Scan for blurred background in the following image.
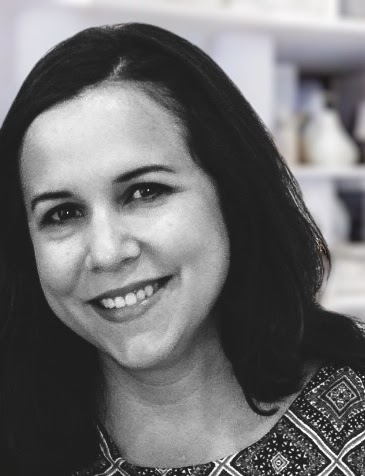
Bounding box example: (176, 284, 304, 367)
(2, 0, 365, 321)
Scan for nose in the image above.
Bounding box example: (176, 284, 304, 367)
(85, 210, 141, 272)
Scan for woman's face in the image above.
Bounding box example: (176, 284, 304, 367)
(20, 84, 230, 371)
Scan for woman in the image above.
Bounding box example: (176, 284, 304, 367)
(1, 22, 365, 476)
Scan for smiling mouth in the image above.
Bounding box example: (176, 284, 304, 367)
(93, 276, 172, 310)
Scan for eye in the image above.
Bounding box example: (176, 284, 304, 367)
(127, 182, 172, 203)
(41, 203, 83, 226)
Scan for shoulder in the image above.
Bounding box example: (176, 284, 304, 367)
(283, 362, 365, 474)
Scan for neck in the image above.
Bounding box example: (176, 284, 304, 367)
(101, 327, 228, 400)
(98, 329, 259, 467)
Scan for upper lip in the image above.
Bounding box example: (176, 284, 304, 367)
(89, 276, 171, 303)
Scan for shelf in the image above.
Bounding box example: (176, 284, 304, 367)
(321, 293, 365, 316)
(54, 0, 365, 72)
(320, 242, 365, 321)
(291, 164, 365, 181)
(331, 241, 365, 256)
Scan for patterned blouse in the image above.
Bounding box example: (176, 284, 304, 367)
(74, 363, 365, 475)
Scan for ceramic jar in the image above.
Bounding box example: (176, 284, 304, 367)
(302, 108, 359, 166)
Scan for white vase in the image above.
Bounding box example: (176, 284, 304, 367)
(303, 108, 359, 166)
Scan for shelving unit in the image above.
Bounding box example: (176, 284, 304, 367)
(320, 242, 365, 320)
(292, 164, 365, 180)
(54, 0, 365, 71)
(12, 1, 365, 128)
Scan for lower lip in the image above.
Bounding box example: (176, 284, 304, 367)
(90, 276, 174, 324)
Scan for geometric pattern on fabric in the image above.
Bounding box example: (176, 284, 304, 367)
(291, 366, 365, 456)
(344, 440, 365, 475)
(232, 417, 330, 475)
(326, 470, 348, 475)
(73, 364, 365, 476)
(271, 452, 290, 473)
(304, 367, 365, 432)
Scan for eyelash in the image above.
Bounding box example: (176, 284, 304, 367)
(41, 203, 82, 227)
(126, 182, 171, 203)
(40, 182, 172, 227)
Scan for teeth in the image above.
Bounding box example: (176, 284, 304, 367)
(114, 296, 125, 308)
(105, 298, 115, 309)
(136, 289, 146, 301)
(145, 285, 153, 297)
(99, 280, 163, 309)
(125, 293, 137, 306)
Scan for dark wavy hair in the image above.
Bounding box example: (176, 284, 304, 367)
(1, 22, 365, 475)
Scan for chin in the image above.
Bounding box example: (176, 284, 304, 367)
(105, 333, 188, 372)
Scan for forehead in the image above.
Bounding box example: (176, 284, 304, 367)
(22, 83, 184, 155)
(20, 83, 193, 187)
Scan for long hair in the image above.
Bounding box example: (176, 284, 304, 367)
(1, 23, 364, 475)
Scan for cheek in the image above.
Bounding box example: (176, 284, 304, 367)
(32, 238, 83, 297)
(147, 195, 230, 276)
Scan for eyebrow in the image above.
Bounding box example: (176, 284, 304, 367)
(30, 164, 175, 211)
(113, 165, 175, 184)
